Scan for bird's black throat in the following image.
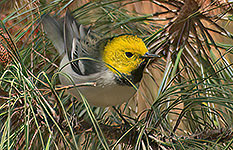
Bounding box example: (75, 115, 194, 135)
(114, 60, 147, 86)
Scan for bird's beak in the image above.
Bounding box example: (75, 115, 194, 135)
(140, 52, 160, 59)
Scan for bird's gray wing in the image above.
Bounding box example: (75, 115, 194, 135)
(42, 10, 103, 75)
(42, 10, 90, 75)
(63, 10, 91, 75)
(64, 10, 105, 75)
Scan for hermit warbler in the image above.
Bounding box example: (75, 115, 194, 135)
(42, 11, 159, 106)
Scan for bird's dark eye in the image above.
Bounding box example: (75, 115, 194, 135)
(125, 52, 133, 58)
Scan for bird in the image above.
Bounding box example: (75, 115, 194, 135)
(41, 10, 159, 107)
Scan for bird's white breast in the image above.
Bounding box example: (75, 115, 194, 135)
(59, 55, 136, 106)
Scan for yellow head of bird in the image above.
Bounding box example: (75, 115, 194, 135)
(102, 35, 148, 76)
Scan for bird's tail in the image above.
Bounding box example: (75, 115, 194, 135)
(41, 13, 64, 55)
(41, 10, 88, 57)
